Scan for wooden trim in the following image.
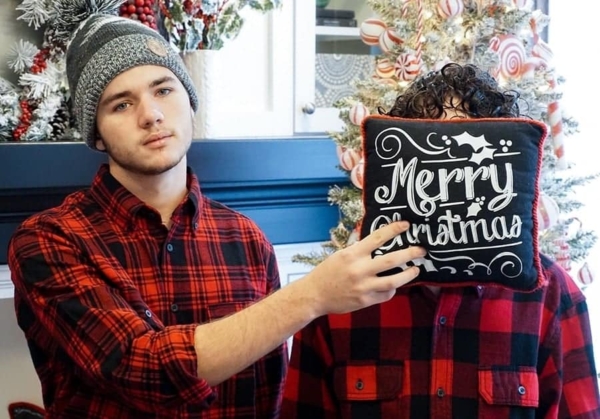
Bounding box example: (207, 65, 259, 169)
(0, 139, 348, 263)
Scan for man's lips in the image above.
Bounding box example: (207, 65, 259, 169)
(143, 132, 172, 146)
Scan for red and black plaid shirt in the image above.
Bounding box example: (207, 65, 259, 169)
(282, 255, 600, 418)
(9, 164, 287, 419)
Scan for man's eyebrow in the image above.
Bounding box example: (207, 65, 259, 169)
(99, 76, 177, 108)
(150, 76, 176, 88)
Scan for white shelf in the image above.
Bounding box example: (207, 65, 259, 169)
(315, 25, 360, 42)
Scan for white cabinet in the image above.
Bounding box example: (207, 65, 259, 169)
(190, 1, 295, 139)
(293, 0, 374, 135)
(198, 0, 374, 139)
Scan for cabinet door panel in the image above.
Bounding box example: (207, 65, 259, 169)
(193, 2, 294, 139)
(294, 0, 374, 135)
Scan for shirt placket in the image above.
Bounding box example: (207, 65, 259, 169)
(430, 289, 463, 418)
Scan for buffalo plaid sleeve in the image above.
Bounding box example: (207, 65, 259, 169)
(8, 222, 215, 413)
(538, 262, 600, 418)
(282, 315, 339, 418)
(254, 239, 288, 418)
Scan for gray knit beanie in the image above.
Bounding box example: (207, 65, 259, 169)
(66, 14, 198, 150)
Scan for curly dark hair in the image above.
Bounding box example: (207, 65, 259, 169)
(384, 63, 523, 119)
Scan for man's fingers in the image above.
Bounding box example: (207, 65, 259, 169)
(356, 221, 409, 252)
(369, 246, 426, 274)
(370, 266, 420, 292)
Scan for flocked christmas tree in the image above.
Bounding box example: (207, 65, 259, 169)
(294, 0, 597, 286)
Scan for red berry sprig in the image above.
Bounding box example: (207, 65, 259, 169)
(13, 100, 33, 141)
(120, 0, 158, 30)
(31, 48, 49, 74)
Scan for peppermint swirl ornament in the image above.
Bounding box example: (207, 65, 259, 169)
(489, 35, 525, 80)
(394, 53, 421, 82)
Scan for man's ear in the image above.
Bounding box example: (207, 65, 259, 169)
(95, 135, 106, 151)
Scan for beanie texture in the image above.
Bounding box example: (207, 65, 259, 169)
(66, 14, 198, 149)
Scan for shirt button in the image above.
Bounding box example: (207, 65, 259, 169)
(193, 222, 199, 230)
(518, 385, 526, 395)
(145, 309, 152, 318)
(355, 380, 364, 390)
(166, 243, 174, 252)
(439, 316, 447, 325)
(170, 303, 179, 313)
(437, 387, 445, 398)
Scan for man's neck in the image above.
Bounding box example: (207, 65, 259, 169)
(109, 161, 189, 226)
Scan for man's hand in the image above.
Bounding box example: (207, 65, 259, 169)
(300, 221, 424, 316)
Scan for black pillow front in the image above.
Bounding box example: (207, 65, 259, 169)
(360, 116, 547, 291)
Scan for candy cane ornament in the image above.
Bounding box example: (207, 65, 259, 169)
(529, 14, 566, 167)
(415, 0, 424, 65)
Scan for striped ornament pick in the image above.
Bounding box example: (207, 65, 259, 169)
(339, 148, 361, 171)
(350, 159, 365, 189)
(577, 262, 595, 286)
(349, 102, 370, 126)
(360, 18, 387, 46)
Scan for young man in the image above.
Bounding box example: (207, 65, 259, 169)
(7, 14, 425, 419)
(282, 64, 600, 418)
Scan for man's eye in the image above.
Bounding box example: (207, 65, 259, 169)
(158, 88, 172, 96)
(114, 103, 129, 112)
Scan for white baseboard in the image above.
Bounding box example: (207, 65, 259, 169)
(0, 265, 12, 300)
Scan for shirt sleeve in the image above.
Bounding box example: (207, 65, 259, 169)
(8, 221, 215, 413)
(254, 241, 288, 418)
(281, 315, 339, 418)
(538, 261, 600, 418)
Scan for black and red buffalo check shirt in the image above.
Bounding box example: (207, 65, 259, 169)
(9, 164, 287, 419)
(282, 255, 600, 418)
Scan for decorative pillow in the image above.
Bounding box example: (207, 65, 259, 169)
(360, 116, 548, 292)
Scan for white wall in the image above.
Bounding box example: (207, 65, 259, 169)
(0, 299, 43, 418)
(548, 0, 600, 363)
(1, 2, 45, 416)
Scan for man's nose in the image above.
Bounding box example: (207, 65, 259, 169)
(138, 98, 164, 128)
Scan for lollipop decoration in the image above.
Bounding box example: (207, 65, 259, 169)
(488, 35, 525, 81)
